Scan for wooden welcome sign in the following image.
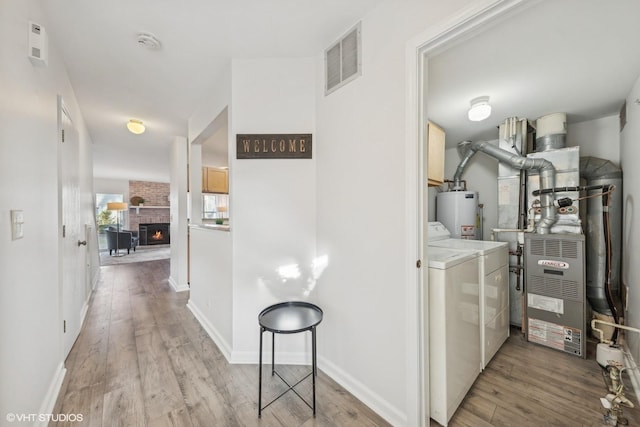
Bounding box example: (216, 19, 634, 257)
(236, 134, 312, 159)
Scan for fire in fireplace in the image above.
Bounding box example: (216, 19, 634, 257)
(139, 223, 170, 245)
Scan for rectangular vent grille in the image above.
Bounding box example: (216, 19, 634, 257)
(528, 275, 582, 302)
(563, 280, 580, 300)
(325, 22, 361, 95)
(530, 239, 544, 256)
(562, 240, 578, 258)
(545, 240, 561, 257)
(528, 238, 578, 258)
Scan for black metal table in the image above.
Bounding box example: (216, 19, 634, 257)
(258, 301, 323, 417)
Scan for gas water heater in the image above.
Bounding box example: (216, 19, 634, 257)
(436, 191, 478, 239)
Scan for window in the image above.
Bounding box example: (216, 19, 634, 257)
(203, 194, 229, 221)
(96, 193, 124, 250)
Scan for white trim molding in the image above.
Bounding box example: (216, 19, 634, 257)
(187, 300, 233, 361)
(35, 363, 66, 427)
(318, 355, 406, 426)
(168, 276, 189, 292)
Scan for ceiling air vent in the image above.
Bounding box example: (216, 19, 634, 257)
(325, 22, 361, 95)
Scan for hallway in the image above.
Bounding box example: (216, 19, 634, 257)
(51, 260, 388, 426)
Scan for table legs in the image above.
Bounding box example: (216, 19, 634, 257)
(258, 326, 264, 418)
(258, 328, 317, 417)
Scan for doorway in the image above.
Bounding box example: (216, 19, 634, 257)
(406, 1, 527, 425)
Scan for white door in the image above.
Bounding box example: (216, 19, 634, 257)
(58, 96, 83, 357)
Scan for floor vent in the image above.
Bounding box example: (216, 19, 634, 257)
(325, 22, 361, 95)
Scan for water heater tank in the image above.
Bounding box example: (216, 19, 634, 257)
(436, 191, 478, 239)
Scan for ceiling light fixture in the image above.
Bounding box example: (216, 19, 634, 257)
(468, 96, 492, 122)
(127, 119, 145, 134)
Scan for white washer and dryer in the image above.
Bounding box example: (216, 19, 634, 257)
(428, 221, 510, 369)
(427, 245, 480, 426)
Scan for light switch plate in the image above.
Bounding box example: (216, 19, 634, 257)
(11, 210, 24, 240)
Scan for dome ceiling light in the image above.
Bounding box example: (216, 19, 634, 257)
(127, 119, 145, 134)
(468, 96, 492, 122)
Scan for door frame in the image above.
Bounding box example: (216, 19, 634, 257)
(403, 1, 529, 425)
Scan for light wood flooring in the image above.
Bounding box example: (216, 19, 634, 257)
(439, 328, 640, 427)
(51, 259, 388, 427)
(52, 258, 640, 426)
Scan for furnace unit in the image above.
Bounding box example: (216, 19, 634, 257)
(525, 233, 586, 358)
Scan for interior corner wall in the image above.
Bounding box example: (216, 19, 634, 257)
(567, 114, 620, 162)
(314, 0, 479, 424)
(620, 75, 640, 364)
(0, 0, 96, 417)
(229, 57, 317, 359)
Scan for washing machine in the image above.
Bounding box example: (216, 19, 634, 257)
(428, 221, 509, 369)
(428, 245, 480, 426)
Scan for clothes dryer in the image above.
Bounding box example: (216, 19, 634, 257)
(428, 221, 509, 369)
(427, 245, 480, 426)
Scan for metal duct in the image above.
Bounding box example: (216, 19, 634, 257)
(580, 156, 623, 316)
(455, 140, 557, 234)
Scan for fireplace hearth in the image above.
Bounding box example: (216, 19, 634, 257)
(139, 223, 170, 245)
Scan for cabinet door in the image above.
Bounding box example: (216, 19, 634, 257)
(427, 121, 445, 187)
(204, 167, 228, 193)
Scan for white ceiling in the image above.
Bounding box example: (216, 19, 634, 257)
(427, 0, 640, 147)
(41, 0, 385, 182)
(41, 0, 640, 182)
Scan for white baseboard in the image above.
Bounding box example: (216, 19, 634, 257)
(36, 362, 66, 426)
(187, 300, 232, 361)
(79, 286, 94, 330)
(318, 355, 406, 427)
(92, 269, 100, 290)
(169, 276, 189, 292)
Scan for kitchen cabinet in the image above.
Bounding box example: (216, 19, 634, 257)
(427, 121, 445, 187)
(202, 167, 229, 193)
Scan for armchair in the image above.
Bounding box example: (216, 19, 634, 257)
(106, 228, 139, 255)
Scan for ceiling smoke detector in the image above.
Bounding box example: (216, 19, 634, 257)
(137, 32, 161, 50)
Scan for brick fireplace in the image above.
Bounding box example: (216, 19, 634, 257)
(128, 180, 170, 235)
(139, 223, 170, 245)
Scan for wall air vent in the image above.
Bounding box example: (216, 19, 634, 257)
(324, 22, 361, 95)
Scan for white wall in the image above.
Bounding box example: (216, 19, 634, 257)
(188, 227, 234, 356)
(230, 57, 317, 360)
(315, 0, 478, 424)
(0, 0, 96, 418)
(620, 76, 640, 363)
(568, 114, 620, 162)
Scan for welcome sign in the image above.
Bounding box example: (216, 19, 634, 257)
(236, 134, 312, 159)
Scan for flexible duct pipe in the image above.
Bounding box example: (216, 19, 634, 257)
(580, 157, 623, 318)
(455, 140, 557, 233)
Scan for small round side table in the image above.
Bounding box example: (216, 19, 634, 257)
(258, 301, 323, 417)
